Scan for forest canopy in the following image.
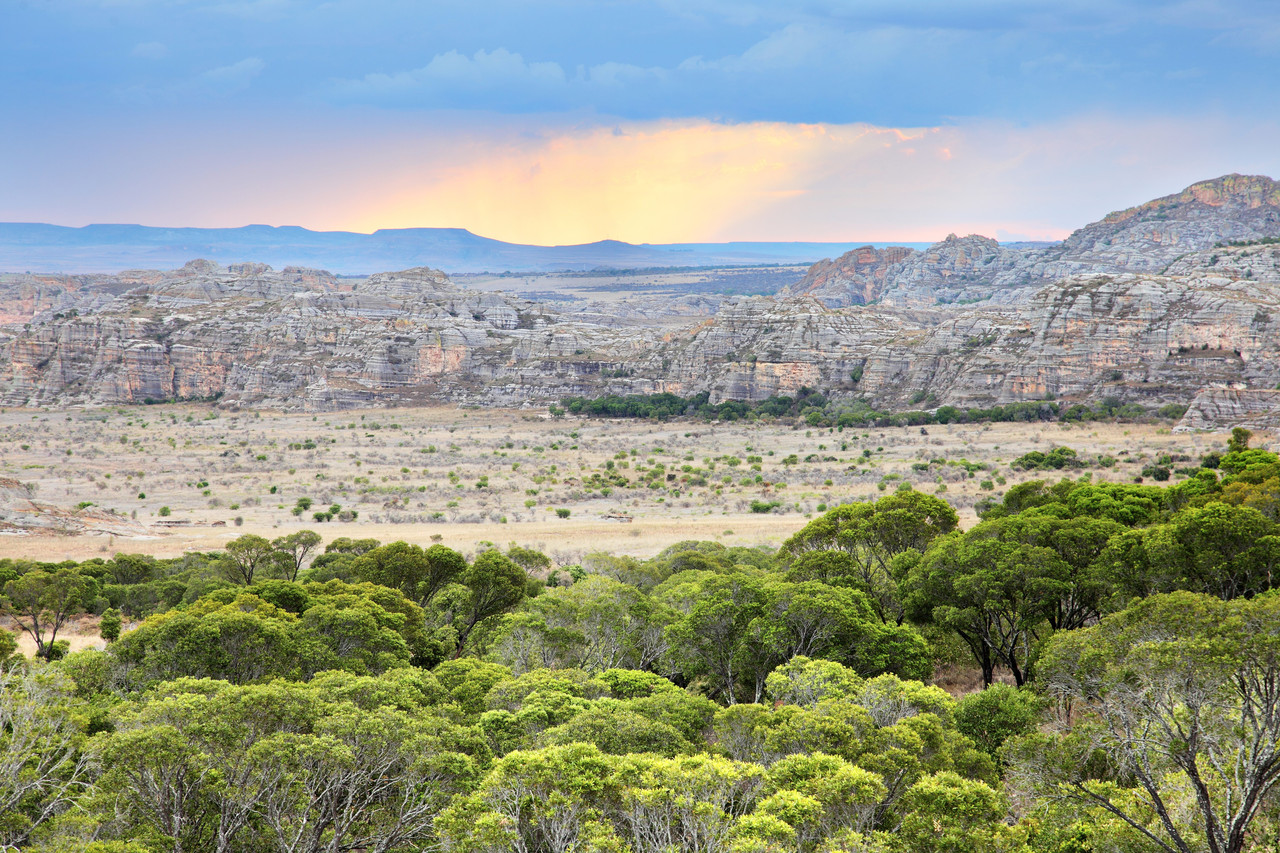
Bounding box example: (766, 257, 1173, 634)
(2, 429, 1279, 852)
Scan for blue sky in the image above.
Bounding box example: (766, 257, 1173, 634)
(2, 0, 1279, 243)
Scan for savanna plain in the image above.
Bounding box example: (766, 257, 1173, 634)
(0, 403, 1216, 563)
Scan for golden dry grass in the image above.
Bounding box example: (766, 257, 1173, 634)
(2, 614, 104, 658)
(0, 403, 1244, 564)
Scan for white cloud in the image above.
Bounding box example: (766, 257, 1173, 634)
(197, 57, 266, 95)
(336, 49, 566, 100)
(131, 41, 169, 59)
(113, 57, 266, 103)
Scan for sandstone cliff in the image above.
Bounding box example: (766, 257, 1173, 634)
(781, 174, 1280, 309)
(3, 177, 1280, 424)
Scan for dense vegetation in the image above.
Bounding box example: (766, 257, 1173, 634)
(2, 428, 1280, 852)
(557, 389, 1188, 428)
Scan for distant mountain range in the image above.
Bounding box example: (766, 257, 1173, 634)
(0, 223, 936, 275)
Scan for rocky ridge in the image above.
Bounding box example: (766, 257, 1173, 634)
(2, 176, 1280, 426)
(782, 174, 1280, 309)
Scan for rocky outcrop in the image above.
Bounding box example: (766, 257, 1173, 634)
(1163, 243, 1280, 283)
(3, 257, 1279, 416)
(0, 261, 655, 410)
(1177, 389, 1280, 432)
(1059, 174, 1280, 273)
(3, 177, 1280, 425)
(0, 477, 151, 536)
(783, 174, 1280, 309)
(782, 236, 1039, 308)
(784, 245, 916, 307)
(679, 269, 1280, 411)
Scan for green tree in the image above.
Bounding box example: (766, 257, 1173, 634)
(903, 533, 1058, 686)
(3, 568, 91, 660)
(448, 550, 528, 654)
(664, 572, 769, 704)
(1166, 503, 1280, 599)
(93, 676, 475, 853)
(219, 534, 279, 585)
(250, 703, 474, 853)
(269, 530, 322, 582)
(99, 607, 122, 643)
(0, 669, 92, 849)
(951, 684, 1041, 758)
(109, 594, 330, 686)
(1010, 592, 1280, 853)
(355, 541, 467, 608)
(764, 752, 886, 841)
(896, 771, 1012, 853)
(782, 492, 958, 624)
(323, 536, 380, 555)
(437, 742, 622, 853)
(491, 575, 677, 674)
(1228, 426, 1253, 454)
(108, 553, 159, 585)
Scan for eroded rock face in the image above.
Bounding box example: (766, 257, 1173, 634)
(1058, 174, 1280, 273)
(783, 236, 1047, 308)
(783, 245, 917, 307)
(0, 261, 658, 410)
(672, 268, 1280, 410)
(3, 178, 1280, 425)
(3, 256, 1280, 416)
(1177, 389, 1280, 432)
(0, 477, 151, 536)
(782, 174, 1280, 309)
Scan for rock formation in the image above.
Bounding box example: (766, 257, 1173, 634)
(1, 175, 1279, 426)
(781, 174, 1280, 309)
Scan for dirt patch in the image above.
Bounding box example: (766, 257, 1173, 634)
(2, 613, 105, 658)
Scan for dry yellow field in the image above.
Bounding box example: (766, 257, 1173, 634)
(0, 403, 1245, 565)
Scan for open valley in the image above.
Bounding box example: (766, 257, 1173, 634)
(0, 403, 1231, 564)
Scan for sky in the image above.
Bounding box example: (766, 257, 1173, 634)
(2, 0, 1279, 244)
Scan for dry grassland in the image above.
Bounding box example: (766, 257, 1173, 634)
(0, 403, 1245, 566)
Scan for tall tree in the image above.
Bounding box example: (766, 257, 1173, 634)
(664, 572, 768, 704)
(355, 542, 467, 608)
(220, 534, 279, 585)
(449, 550, 527, 654)
(2, 568, 90, 660)
(270, 530, 322, 582)
(1010, 592, 1280, 853)
(782, 492, 958, 624)
(903, 530, 1070, 686)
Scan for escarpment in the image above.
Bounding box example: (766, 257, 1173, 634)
(2, 175, 1280, 425)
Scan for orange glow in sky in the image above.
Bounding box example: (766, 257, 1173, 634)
(347, 119, 979, 245)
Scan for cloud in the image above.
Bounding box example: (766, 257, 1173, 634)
(196, 57, 266, 95)
(3, 109, 1279, 247)
(336, 49, 567, 105)
(13, 0, 1280, 128)
(131, 41, 169, 59)
(332, 49, 674, 112)
(114, 57, 265, 102)
(334, 113, 1280, 245)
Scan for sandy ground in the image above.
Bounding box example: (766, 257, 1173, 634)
(0, 403, 1243, 565)
(2, 614, 105, 658)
